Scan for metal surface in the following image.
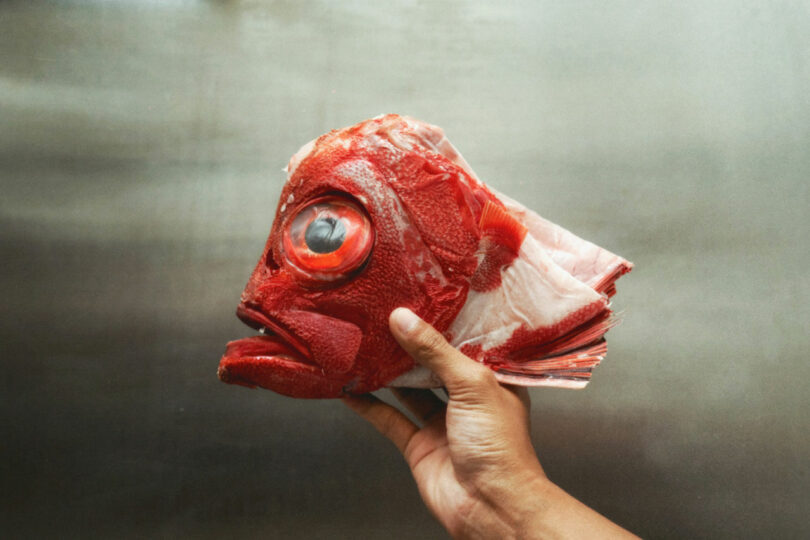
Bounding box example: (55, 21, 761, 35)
(1, 1, 808, 538)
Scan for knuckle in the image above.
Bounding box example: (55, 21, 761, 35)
(411, 328, 447, 359)
(467, 364, 496, 388)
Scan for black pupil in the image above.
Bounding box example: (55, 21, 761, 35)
(305, 217, 346, 254)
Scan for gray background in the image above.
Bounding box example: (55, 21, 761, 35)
(1, 1, 808, 538)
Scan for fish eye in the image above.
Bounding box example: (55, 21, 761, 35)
(305, 216, 346, 254)
(282, 196, 373, 280)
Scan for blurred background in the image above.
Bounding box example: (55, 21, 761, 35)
(1, 1, 808, 538)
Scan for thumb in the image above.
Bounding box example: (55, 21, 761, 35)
(389, 307, 498, 397)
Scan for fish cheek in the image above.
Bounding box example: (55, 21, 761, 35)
(349, 251, 432, 390)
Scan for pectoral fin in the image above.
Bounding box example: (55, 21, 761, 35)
(470, 200, 528, 291)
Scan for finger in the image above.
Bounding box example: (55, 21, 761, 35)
(390, 388, 446, 424)
(389, 307, 497, 395)
(341, 394, 418, 454)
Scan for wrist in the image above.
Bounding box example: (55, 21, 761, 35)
(503, 473, 557, 538)
(510, 477, 564, 539)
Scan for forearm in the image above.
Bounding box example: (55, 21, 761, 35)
(516, 479, 638, 540)
(459, 470, 635, 540)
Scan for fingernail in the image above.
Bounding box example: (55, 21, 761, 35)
(391, 307, 420, 335)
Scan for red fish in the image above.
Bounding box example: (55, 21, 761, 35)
(218, 115, 632, 398)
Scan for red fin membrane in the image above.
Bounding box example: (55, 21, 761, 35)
(470, 201, 528, 291)
(477, 200, 528, 252)
(493, 342, 606, 388)
(491, 309, 620, 388)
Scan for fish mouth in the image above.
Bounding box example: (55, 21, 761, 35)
(218, 305, 317, 389)
(218, 304, 363, 398)
(234, 305, 312, 362)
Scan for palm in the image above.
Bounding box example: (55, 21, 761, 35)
(400, 390, 534, 535)
(405, 413, 477, 534)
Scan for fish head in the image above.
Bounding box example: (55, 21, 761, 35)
(219, 115, 633, 398)
(218, 115, 488, 398)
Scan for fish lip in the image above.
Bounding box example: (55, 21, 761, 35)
(223, 304, 362, 395)
(218, 347, 321, 387)
(235, 303, 311, 360)
(217, 352, 347, 398)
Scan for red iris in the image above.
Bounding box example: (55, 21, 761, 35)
(282, 196, 373, 280)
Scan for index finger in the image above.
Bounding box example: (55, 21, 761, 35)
(341, 394, 418, 454)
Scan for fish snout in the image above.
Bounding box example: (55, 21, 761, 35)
(236, 304, 362, 374)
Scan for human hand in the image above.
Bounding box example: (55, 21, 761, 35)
(343, 307, 637, 539)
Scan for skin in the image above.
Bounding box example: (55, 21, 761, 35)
(343, 308, 638, 540)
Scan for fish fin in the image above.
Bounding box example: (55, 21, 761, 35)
(490, 309, 620, 389)
(478, 200, 528, 252)
(471, 201, 528, 291)
(492, 340, 606, 389)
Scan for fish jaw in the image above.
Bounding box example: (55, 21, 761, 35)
(217, 336, 341, 398)
(218, 342, 347, 398)
(218, 308, 363, 398)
